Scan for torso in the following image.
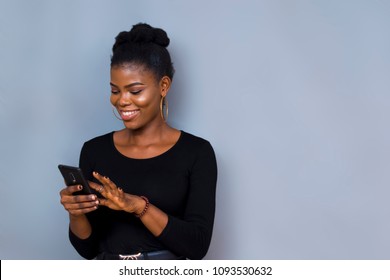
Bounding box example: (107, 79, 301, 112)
(77, 129, 217, 256)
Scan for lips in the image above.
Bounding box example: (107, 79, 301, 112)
(119, 109, 140, 121)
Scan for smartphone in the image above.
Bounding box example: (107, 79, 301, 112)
(58, 164, 92, 195)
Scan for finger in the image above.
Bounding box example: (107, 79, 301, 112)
(92, 172, 108, 186)
(93, 172, 118, 193)
(98, 198, 109, 207)
(88, 180, 104, 193)
(61, 197, 99, 214)
(61, 194, 98, 205)
(60, 185, 83, 196)
(88, 181, 109, 201)
(90, 174, 111, 195)
(64, 200, 99, 211)
(68, 206, 99, 216)
(93, 172, 118, 198)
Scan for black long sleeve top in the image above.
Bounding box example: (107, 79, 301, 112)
(69, 131, 217, 260)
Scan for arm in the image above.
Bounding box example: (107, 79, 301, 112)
(157, 142, 218, 259)
(65, 144, 100, 259)
(60, 186, 96, 239)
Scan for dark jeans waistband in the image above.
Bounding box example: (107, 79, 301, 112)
(96, 250, 185, 260)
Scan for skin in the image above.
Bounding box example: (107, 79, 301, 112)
(60, 63, 181, 240)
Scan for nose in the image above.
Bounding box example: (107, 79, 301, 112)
(118, 92, 132, 106)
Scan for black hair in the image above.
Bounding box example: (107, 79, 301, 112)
(111, 23, 175, 81)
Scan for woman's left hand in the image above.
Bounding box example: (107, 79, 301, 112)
(89, 172, 141, 213)
(90, 172, 168, 237)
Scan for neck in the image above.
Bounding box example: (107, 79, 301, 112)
(122, 121, 172, 146)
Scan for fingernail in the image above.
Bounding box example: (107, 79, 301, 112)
(78, 185, 83, 190)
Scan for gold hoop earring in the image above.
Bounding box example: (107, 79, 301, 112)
(112, 106, 122, 121)
(160, 96, 168, 122)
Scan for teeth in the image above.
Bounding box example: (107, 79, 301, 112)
(122, 111, 137, 116)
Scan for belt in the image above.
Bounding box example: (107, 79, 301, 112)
(96, 250, 185, 260)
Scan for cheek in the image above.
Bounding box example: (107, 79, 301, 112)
(133, 95, 148, 105)
(133, 92, 159, 107)
(110, 95, 117, 105)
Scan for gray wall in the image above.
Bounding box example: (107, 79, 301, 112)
(1, 0, 390, 259)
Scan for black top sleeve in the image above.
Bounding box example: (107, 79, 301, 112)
(157, 141, 217, 259)
(68, 143, 100, 260)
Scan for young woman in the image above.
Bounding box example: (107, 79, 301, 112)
(59, 23, 217, 260)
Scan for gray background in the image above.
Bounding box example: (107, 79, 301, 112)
(1, 0, 390, 259)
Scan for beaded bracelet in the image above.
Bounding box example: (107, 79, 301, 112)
(134, 196, 150, 218)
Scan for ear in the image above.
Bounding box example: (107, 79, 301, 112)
(160, 76, 171, 97)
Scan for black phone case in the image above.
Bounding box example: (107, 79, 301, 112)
(58, 164, 92, 195)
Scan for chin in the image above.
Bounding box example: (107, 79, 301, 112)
(123, 120, 151, 131)
(123, 122, 140, 130)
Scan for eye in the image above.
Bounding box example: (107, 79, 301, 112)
(110, 87, 120, 94)
(130, 90, 142, 95)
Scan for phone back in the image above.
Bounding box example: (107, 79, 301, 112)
(58, 164, 92, 195)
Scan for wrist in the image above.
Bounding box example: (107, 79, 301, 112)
(69, 213, 87, 220)
(134, 196, 149, 218)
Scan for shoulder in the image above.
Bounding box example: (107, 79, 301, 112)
(180, 131, 212, 148)
(178, 131, 216, 158)
(178, 131, 217, 175)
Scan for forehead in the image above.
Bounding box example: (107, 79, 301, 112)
(110, 64, 157, 85)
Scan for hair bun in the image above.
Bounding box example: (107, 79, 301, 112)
(113, 23, 170, 51)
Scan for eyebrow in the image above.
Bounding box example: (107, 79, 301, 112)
(110, 82, 145, 88)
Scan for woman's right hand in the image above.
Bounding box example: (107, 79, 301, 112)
(59, 185, 99, 216)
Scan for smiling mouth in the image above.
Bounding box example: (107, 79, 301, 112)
(120, 110, 140, 120)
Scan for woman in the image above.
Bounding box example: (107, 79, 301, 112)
(59, 23, 217, 260)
